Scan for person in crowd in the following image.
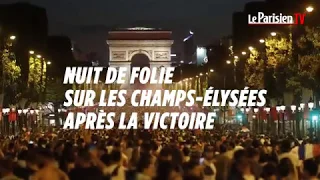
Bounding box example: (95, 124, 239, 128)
(260, 163, 277, 180)
(302, 159, 318, 180)
(215, 143, 232, 180)
(30, 150, 69, 180)
(202, 145, 216, 180)
(68, 149, 103, 180)
(102, 149, 126, 180)
(135, 153, 155, 180)
(182, 147, 190, 163)
(0, 159, 22, 180)
(183, 151, 203, 179)
(278, 158, 295, 180)
(247, 147, 261, 179)
(228, 158, 255, 180)
(14, 151, 38, 180)
(278, 140, 299, 180)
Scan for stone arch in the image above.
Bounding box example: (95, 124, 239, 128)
(128, 50, 152, 61)
(130, 53, 150, 68)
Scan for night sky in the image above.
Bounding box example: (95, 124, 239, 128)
(1, 0, 261, 62)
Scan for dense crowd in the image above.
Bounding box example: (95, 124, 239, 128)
(0, 129, 319, 180)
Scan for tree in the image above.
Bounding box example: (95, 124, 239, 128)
(1, 43, 21, 105)
(265, 35, 292, 97)
(296, 27, 320, 96)
(244, 48, 264, 88)
(28, 56, 45, 102)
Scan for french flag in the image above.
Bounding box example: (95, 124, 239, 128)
(296, 144, 320, 160)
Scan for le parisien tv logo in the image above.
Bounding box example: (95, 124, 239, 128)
(248, 12, 306, 25)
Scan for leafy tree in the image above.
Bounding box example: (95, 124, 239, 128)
(28, 56, 46, 102)
(296, 27, 320, 95)
(265, 35, 292, 97)
(1, 44, 21, 105)
(244, 48, 264, 88)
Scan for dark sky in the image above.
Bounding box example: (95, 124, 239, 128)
(1, 0, 261, 63)
(1, 0, 258, 37)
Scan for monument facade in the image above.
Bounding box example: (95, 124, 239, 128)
(107, 27, 173, 88)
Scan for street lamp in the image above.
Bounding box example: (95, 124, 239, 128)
(9, 36, 16, 40)
(245, 107, 250, 127)
(199, 73, 203, 76)
(226, 60, 231, 64)
(308, 98, 314, 110)
(270, 32, 277, 36)
(265, 107, 271, 113)
(36, 55, 42, 58)
(234, 56, 239, 59)
(265, 106, 271, 134)
(241, 51, 247, 55)
(276, 105, 281, 135)
(29, 50, 35, 55)
(291, 104, 297, 136)
(180, 60, 184, 64)
(248, 46, 254, 51)
(280, 105, 286, 134)
(209, 69, 214, 72)
(47, 61, 51, 65)
(259, 39, 265, 43)
(299, 103, 306, 136)
(306, 6, 314, 13)
(254, 107, 259, 133)
(2, 108, 10, 135)
(291, 105, 297, 112)
(308, 98, 315, 137)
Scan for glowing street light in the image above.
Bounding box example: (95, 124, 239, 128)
(29, 50, 35, 55)
(306, 6, 314, 13)
(241, 51, 247, 55)
(259, 39, 265, 43)
(47, 61, 51, 65)
(248, 46, 254, 51)
(270, 32, 277, 36)
(180, 60, 184, 63)
(199, 73, 203, 76)
(226, 60, 231, 64)
(9, 35, 16, 40)
(36, 55, 42, 58)
(209, 69, 214, 72)
(234, 56, 239, 59)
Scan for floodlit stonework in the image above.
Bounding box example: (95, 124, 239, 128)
(107, 29, 174, 88)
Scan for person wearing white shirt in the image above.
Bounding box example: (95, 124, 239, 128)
(102, 150, 126, 180)
(278, 140, 299, 180)
(202, 145, 216, 180)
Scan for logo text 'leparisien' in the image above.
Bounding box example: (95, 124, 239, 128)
(248, 12, 305, 25)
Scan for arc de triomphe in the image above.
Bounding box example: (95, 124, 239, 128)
(107, 27, 173, 88)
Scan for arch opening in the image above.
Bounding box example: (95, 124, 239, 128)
(130, 53, 150, 69)
(130, 53, 151, 87)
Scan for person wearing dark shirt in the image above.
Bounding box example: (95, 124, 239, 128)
(14, 151, 38, 180)
(68, 149, 103, 180)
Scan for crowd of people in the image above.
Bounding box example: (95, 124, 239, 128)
(0, 128, 319, 180)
